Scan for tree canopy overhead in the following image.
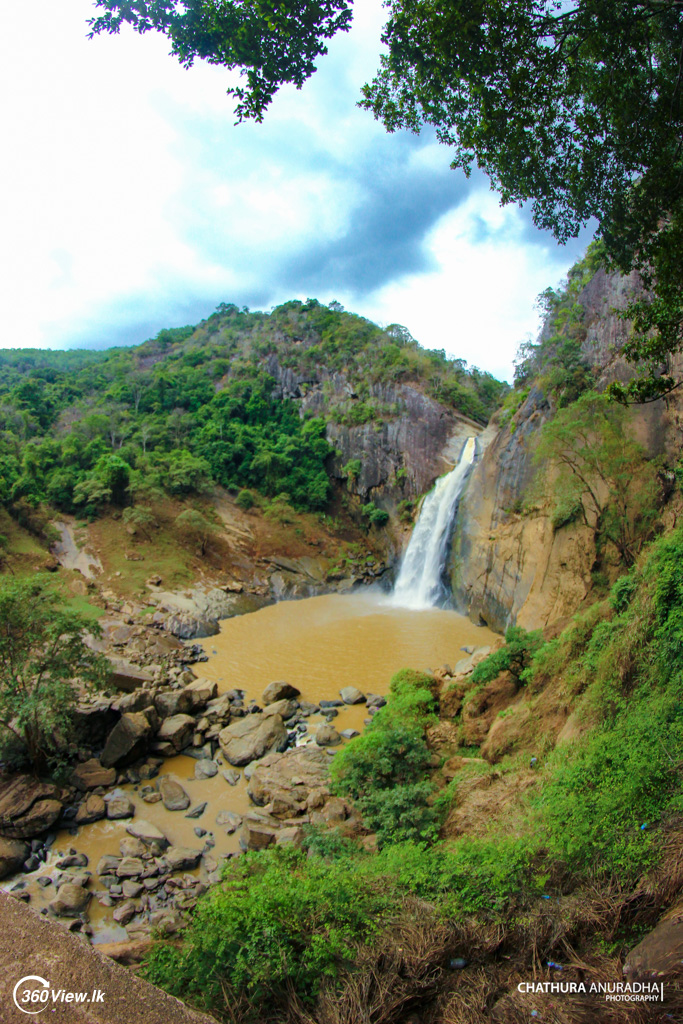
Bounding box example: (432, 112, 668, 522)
(88, 1, 683, 401)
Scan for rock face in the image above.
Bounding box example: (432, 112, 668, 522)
(219, 713, 287, 766)
(0, 776, 62, 840)
(101, 712, 153, 768)
(0, 838, 29, 879)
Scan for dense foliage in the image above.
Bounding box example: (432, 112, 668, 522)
(0, 300, 505, 522)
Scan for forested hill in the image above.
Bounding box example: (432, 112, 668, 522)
(0, 299, 507, 520)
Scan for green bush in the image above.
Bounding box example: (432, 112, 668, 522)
(470, 626, 544, 686)
(235, 488, 255, 510)
(361, 501, 389, 527)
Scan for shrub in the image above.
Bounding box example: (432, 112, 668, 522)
(361, 501, 389, 527)
(470, 626, 544, 686)
(235, 488, 255, 510)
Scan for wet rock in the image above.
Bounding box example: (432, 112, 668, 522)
(193, 826, 207, 838)
(120, 837, 145, 857)
(262, 698, 298, 720)
(163, 846, 202, 872)
(262, 681, 300, 705)
(75, 793, 106, 825)
(185, 802, 207, 819)
(216, 810, 242, 834)
(122, 880, 143, 898)
(298, 700, 320, 716)
(49, 883, 91, 918)
(117, 857, 145, 878)
(106, 793, 135, 819)
(113, 899, 137, 925)
(221, 769, 241, 786)
(158, 777, 190, 812)
(157, 714, 195, 752)
(193, 759, 218, 780)
(219, 713, 287, 767)
(340, 729, 360, 739)
(315, 724, 341, 747)
(0, 776, 63, 840)
(56, 853, 88, 869)
(101, 712, 153, 768)
(340, 686, 366, 705)
(71, 759, 117, 791)
(0, 838, 30, 879)
(319, 699, 343, 709)
(126, 819, 168, 849)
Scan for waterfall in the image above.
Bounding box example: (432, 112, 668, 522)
(390, 437, 476, 610)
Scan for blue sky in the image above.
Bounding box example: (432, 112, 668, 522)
(0, 0, 592, 380)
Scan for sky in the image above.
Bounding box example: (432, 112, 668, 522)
(0, 1, 593, 381)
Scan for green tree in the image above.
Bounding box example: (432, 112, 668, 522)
(535, 393, 661, 565)
(175, 508, 217, 556)
(0, 576, 109, 770)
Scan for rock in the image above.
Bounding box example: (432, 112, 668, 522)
(624, 908, 683, 980)
(242, 822, 276, 851)
(194, 759, 218, 780)
(122, 880, 143, 898)
(113, 900, 137, 925)
(339, 686, 366, 705)
(221, 769, 241, 786)
(276, 826, 305, 847)
(159, 777, 191, 812)
(101, 712, 153, 768)
(340, 729, 360, 739)
(115, 690, 154, 715)
(298, 700, 320, 716)
(319, 699, 343, 708)
(49, 883, 91, 918)
(182, 678, 218, 710)
(262, 698, 298, 720)
(154, 690, 192, 719)
(0, 838, 30, 879)
(461, 672, 520, 746)
(248, 745, 330, 807)
(71, 759, 117, 791)
(116, 857, 145, 878)
(215, 810, 242, 834)
(157, 714, 196, 752)
(97, 939, 153, 965)
(56, 852, 89, 870)
(262, 681, 300, 705)
(108, 658, 154, 693)
(219, 713, 287, 766)
(126, 819, 168, 849)
(320, 797, 350, 823)
(106, 793, 135, 819)
(120, 837, 146, 857)
(185, 802, 207, 819)
(0, 776, 63, 840)
(75, 793, 106, 825)
(315, 724, 341, 747)
(163, 846, 202, 872)
(96, 855, 121, 876)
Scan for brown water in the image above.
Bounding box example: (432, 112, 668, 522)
(5, 592, 495, 941)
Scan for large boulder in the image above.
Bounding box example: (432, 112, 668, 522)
(624, 907, 683, 981)
(0, 776, 62, 840)
(106, 793, 135, 819)
(101, 712, 153, 768)
(247, 745, 330, 807)
(163, 846, 202, 872)
(315, 724, 341, 747)
(219, 713, 287, 767)
(194, 759, 218, 780)
(108, 658, 154, 693)
(158, 777, 190, 812)
(126, 819, 168, 849)
(157, 714, 195, 752)
(154, 690, 192, 719)
(49, 882, 91, 918)
(242, 821, 277, 851)
(182, 679, 218, 711)
(262, 681, 300, 705)
(262, 698, 298, 720)
(75, 793, 106, 825)
(339, 686, 366, 705)
(71, 758, 117, 791)
(0, 837, 30, 879)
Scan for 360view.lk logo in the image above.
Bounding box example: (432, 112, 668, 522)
(13, 975, 105, 1014)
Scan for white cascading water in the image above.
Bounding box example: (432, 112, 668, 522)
(390, 437, 476, 610)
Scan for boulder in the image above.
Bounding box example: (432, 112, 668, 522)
(262, 681, 300, 705)
(163, 846, 202, 872)
(154, 691, 192, 719)
(624, 907, 683, 980)
(106, 793, 135, 819)
(122, 880, 143, 898)
(96, 855, 121, 876)
(182, 678, 218, 710)
(159, 777, 190, 812)
(126, 819, 168, 849)
(262, 698, 298, 720)
(242, 822, 277, 851)
(160, 613, 220, 640)
(120, 837, 146, 857)
(339, 686, 366, 705)
(0, 776, 62, 840)
(219, 713, 287, 767)
(113, 900, 137, 926)
(101, 712, 153, 768)
(97, 939, 153, 965)
(248, 745, 329, 807)
(108, 658, 154, 693)
(75, 793, 106, 825)
(340, 729, 360, 739)
(221, 769, 241, 786)
(0, 837, 30, 879)
(194, 759, 218, 780)
(49, 883, 91, 918)
(276, 826, 305, 848)
(157, 714, 195, 752)
(215, 810, 242, 834)
(115, 690, 154, 715)
(71, 758, 117, 791)
(320, 797, 350, 823)
(315, 724, 341, 747)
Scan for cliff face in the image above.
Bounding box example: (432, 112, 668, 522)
(451, 267, 682, 632)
